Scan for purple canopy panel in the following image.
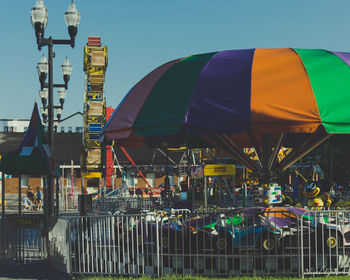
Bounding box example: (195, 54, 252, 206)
(186, 49, 255, 134)
(332, 51, 350, 67)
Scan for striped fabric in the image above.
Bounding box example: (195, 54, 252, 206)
(103, 48, 350, 147)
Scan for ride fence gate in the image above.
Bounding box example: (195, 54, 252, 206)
(0, 214, 47, 268)
(47, 209, 350, 277)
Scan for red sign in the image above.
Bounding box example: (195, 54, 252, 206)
(88, 36, 101, 46)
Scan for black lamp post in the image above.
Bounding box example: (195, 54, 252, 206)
(31, 0, 80, 216)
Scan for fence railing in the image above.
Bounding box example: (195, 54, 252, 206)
(92, 197, 163, 214)
(2, 208, 350, 276)
(300, 210, 350, 276)
(0, 214, 46, 266)
(49, 217, 71, 273)
(46, 208, 350, 277)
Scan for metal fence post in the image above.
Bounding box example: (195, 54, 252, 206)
(300, 211, 305, 278)
(156, 218, 160, 277)
(1, 172, 5, 267)
(67, 218, 72, 274)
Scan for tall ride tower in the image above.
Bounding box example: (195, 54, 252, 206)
(81, 37, 108, 191)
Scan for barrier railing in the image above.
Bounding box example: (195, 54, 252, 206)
(65, 213, 160, 275)
(49, 208, 350, 277)
(92, 197, 163, 214)
(300, 210, 350, 276)
(49, 217, 71, 273)
(0, 214, 46, 267)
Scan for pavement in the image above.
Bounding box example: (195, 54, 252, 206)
(0, 261, 71, 280)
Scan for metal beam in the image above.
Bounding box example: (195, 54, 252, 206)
(261, 134, 273, 169)
(219, 134, 259, 171)
(155, 148, 177, 165)
(277, 129, 331, 172)
(267, 133, 284, 170)
(246, 128, 263, 168)
(201, 135, 257, 171)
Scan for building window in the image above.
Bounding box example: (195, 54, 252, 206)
(128, 175, 135, 186)
(21, 175, 29, 187)
(60, 127, 65, 133)
(76, 127, 82, 133)
(9, 127, 13, 132)
(4, 126, 8, 132)
(68, 127, 72, 133)
(146, 173, 156, 188)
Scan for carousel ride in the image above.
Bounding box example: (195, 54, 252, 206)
(83, 48, 350, 261)
(102, 48, 350, 209)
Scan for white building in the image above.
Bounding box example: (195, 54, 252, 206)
(0, 112, 83, 133)
(0, 119, 29, 132)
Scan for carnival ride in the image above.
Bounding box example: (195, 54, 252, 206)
(102, 48, 350, 209)
(111, 206, 350, 257)
(103, 49, 350, 181)
(68, 48, 350, 277)
(81, 36, 108, 189)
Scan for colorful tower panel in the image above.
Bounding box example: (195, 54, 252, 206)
(81, 37, 108, 188)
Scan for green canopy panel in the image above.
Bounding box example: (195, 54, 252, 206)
(0, 155, 55, 176)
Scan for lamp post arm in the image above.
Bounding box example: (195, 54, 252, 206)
(38, 38, 73, 48)
(53, 84, 66, 88)
(52, 39, 73, 45)
(58, 111, 83, 123)
(38, 37, 52, 48)
(42, 83, 66, 89)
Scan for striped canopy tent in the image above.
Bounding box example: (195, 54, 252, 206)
(0, 103, 58, 176)
(103, 48, 350, 175)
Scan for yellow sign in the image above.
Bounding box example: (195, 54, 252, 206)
(83, 172, 102, 178)
(8, 216, 42, 227)
(204, 164, 235, 176)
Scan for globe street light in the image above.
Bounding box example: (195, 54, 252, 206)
(61, 57, 72, 89)
(37, 55, 48, 90)
(30, 0, 48, 48)
(37, 55, 71, 113)
(57, 88, 67, 108)
(65, 1, 81, 48)
(56, 108, 62, 122)
(31, 0, 80, 50)
(40, 107, 48, 124)
(39, 89, 48, 107)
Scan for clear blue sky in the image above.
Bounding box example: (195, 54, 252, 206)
(1, 0, 350, 119)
